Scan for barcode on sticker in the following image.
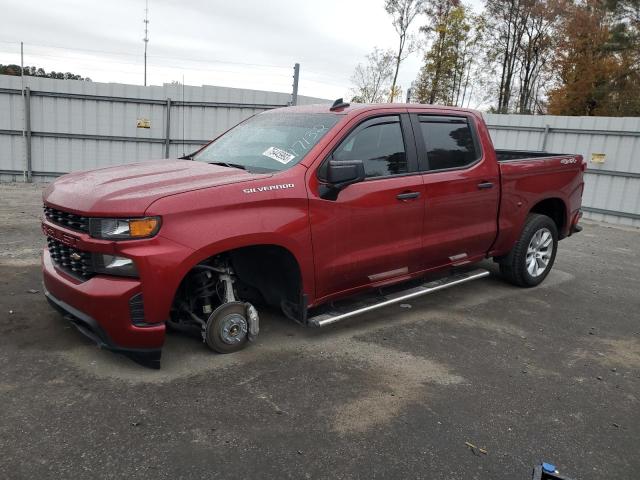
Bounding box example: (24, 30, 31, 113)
(263, 146, 295, 164)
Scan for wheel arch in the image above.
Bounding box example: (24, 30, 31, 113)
(170, 238, 309, 323)
(529, 197, 567, 237)
(490, 195, 568, 259)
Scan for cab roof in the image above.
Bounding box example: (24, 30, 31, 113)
(267, 102, 482, 118)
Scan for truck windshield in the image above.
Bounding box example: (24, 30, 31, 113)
(194, 112, 340, 173)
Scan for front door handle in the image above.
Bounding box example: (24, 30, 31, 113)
(396, 191, 421, 201)
(477, 182, 494, 190)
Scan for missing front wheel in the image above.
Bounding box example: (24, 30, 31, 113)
(170, 257, 259, 353)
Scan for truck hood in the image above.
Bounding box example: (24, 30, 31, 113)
(44, 160, 270, 216)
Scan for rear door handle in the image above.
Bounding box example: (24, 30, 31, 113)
(477, 182, 494, 190)
(396, 191, 421, 201)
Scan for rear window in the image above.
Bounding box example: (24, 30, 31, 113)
(418, 116, 479, 171)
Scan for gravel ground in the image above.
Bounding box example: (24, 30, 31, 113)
(0, 182, 639, 479)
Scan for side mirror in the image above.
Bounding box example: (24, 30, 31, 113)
(326, 160, 365, 189)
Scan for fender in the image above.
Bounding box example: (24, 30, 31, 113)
(138, 232, 313, 328)
(144, 174, 316, 318)
(490, 194, 569, 257)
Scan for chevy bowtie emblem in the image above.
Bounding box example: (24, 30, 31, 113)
(70, 253, 82, 261)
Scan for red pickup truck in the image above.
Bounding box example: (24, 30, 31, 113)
(41, 100, 585, 368)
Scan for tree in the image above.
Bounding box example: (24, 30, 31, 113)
(0, 64, 91, 81)
(478, 0, 562, 114)
(389, 84, 404, 102)
(415, 0, 458, 105)
(606, 0, 640, 29)
(516, 1, 562, 113)
(385, 0, 426, 102)
(606, 0, 640, 113)
(547, 0, 640, 115)
(414, 2, 482, 107)
(517, 7, 546, 113)
(350, 48, 396, 103)
(483, 0, 534, 113)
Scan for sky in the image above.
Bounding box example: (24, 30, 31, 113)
(0, 0, 483, 101)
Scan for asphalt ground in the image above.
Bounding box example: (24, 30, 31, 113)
(1, 182, 639, 479)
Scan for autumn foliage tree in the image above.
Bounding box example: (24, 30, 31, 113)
(548, 0, 640, 115)
(352, 0, 639, 115)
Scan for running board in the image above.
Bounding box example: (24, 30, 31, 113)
(308, 268, 490, 328)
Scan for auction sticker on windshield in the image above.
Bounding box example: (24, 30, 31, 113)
(263, 146, 295, 164)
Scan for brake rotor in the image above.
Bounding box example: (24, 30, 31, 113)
(204, 302, 249, 348)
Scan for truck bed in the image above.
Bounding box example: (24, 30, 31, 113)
(489, 150, 585, 257)
(495, 149, 566, 162)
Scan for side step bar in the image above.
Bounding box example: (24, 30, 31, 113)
(308, 268, 490, 328)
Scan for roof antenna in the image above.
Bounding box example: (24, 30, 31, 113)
(330, 98, 350, 111)
(143, 0, 149, 86)
(181, 74, 185, 156)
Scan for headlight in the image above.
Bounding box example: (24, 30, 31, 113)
(93, 254, 138, 277)
(89, 217, 161, 240)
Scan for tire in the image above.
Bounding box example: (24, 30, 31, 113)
(204, 302, 249, 354)
(499, 213, 558, 288)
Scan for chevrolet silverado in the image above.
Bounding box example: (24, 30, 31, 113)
(41, 99, 585, 368)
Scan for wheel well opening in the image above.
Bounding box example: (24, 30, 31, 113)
(227, 245, 302, 313)
(170, 245, 304, 329)
(531, 198, 566, 234)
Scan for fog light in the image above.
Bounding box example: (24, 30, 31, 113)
(93, 254, 138, 277)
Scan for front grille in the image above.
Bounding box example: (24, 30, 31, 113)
(43, 205, 89, 233)
(47, 237, 94, 280)
(129, 293, 146, 326)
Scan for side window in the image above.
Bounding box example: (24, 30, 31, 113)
(419, 117, 478, 171)
(333, 117, 407, 178)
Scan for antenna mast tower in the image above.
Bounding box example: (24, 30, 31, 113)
(143, 0, 149, 86)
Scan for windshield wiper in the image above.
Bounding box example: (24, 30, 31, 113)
(209, 161, 247, 171)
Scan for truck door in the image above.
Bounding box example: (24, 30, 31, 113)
(307, 114, 425, 301)
(412, 114, 500, 269)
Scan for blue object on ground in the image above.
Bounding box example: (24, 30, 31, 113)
(542, 462, 557, 473)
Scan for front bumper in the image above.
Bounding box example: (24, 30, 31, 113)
(42, 249, 165, 368)
(45, 287, 162, 368)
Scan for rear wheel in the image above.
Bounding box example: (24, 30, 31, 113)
(499, 213, 558, 287)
